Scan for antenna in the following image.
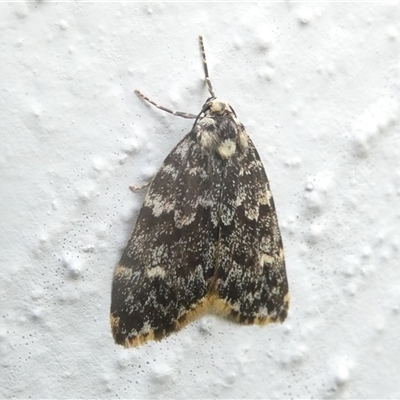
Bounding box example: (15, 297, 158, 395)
(199, 35, 216, 98)
(135, 36, 216, 119)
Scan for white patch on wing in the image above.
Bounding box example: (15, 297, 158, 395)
(147, 194, 175, 216)
(146, 265, 166, 278)
(260, 254, 274, 267)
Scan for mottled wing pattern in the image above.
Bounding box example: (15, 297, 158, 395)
(111, 34, 290, 348)
(212, 138, 289, 324)
(111, 132, 221, 347)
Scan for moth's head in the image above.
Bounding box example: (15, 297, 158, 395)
(203, 98, 237, 118)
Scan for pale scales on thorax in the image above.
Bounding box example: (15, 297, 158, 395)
(195, 98, 249, 160)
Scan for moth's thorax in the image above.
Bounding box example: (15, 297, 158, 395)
(195, 98, 249, 160)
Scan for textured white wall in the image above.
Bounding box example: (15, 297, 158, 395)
(2, 2, 400, 398)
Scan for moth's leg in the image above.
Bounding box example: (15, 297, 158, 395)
(129, 180, 152, 192)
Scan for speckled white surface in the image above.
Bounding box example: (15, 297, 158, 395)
(1, 2, 400, 399)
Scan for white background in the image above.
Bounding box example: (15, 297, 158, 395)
(1, 2, 400, 399)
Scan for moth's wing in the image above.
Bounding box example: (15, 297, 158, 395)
(110, 133, 219, 347)
(212, 137, 289, 324)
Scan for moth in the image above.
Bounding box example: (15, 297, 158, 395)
(110, 36, 289, 348)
